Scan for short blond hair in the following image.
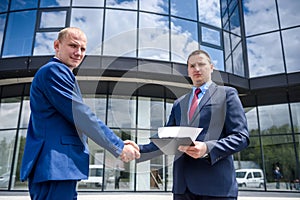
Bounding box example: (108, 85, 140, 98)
(57, 27, 86, 42)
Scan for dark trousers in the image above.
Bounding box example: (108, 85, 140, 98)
(28, 179, 78, 200)
(173, 189, 237, 200)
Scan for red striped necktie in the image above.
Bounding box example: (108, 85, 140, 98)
(189, 88, 201, 121)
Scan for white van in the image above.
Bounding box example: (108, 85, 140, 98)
(79, 164, 104, 187)
(235, 168, 264, 188)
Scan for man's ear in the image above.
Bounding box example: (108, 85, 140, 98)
(54, 40, 59, 51)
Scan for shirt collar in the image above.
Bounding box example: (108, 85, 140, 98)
(192, 81, 212, 94)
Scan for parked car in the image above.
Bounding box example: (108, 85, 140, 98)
(236, 168, 264, 188)
(79, 164, 104, 188)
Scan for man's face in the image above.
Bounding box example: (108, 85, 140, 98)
(54, 32, 87, 70)
(187, 53, 214, 87)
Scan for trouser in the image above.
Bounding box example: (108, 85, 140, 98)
(28, 179, 78, 200)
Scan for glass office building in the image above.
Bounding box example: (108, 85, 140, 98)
(0, 0, 299, 192)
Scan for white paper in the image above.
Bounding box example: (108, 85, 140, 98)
(158, 126, 202, 141)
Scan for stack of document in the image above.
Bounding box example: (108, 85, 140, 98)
(150, 126, 202, 155)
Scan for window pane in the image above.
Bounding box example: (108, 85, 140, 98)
(33, 32, 57, 56)
(40, 11, 66, 28)
(103, 9, 137, 57)
(243, 0, 278, 36)
(200, 45, 224, 71)
(0, 130, 17, 189)
(3, 11, 36, 57)
(230, 6, 241, 36)
(198, 0, 221, 28)
(0, 98, 20, 129)
(138, 13, 169, 61)
(0, 14, 6, 55)
(40, 0, 70, 7)
(19, 97, 30, 128)
(232, 43, 244, 77)
(140, 0, 168, 14)
(245, 107, 259, 136)
(261, 135, 296, 191)
(0, 0, 9, 12)
(106, 0, 137, 9)
(171, 18, 198, 63)
(258, 104, 292, 135)
(72, 0, 104, 6)
(223, 31, 230, 59)
(247, 32, 284, 77)
(10, 0, 38, 10)
(107, 96, 136, 128)
(282, 27, 300, 73)
(291, 103, 300, 133)
(201, 26, 221, 47)
(71, 8, 104, 55)
(171, 0, 197, 20)
(277, 0, 300, 29)
(83, 95, 106, 121)
(138, 97, 164, 129)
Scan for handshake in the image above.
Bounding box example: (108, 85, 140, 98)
(120, 140, 140, 162)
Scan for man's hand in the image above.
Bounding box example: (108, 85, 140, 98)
(178, 141, 208, 159)
(120, 140, 140, 162)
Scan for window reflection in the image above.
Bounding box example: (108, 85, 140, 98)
(258, 104, 292, 135)
(71, 8, 104, 55)
(10, 0, 38, 10)
(138, 97, 164, 129)
(291, 103, 300, 133)
(0, 0, 9, 12)
(230, 6, 241, 36)
(282, 27, 300, 73)
(40, 11, 66, 28)
(0, 98, 21, 129)
(0, 14, 6, 55)
(106, 0, 137, 9)
(243, 0, 279, 36)
(171, 17, 198, 63)
(33, 32, 57, 55)
(19, 97, 30, 129)
(140, 0, 169, 14)
(201, 26, 220, 47)
(171, 0, 197, 20)
(103, 9, 137, 57)
(198, 0, 221, 28)
(245, 107, 259, 135)
(277, 0, 300, 29)
(83, 95, 106, 121)
(200, 45, 224, 71)
(40, 0, 70, 7)
(232, 43, 244, 77)
(0, 130, 17, 190)
(261, 135, 297, 191)
(138, 13, 169, 61)
(247, 32, 284, 77)
(223, 31, 230, 59)
(72, 0, 104, 7)
(3, 11, 36, 57)
(107, 96, 136, 128)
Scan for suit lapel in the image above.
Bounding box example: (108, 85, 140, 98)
(189, 83, 218, 124)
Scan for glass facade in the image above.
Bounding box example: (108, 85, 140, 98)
(0, 0, 299, 193)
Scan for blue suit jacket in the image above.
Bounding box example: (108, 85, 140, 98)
(20, 58, 124, 183)
(139, 82, 249, 197)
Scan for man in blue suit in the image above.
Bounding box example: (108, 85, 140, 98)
(20, 27, 140, 200)
(139, 50, 249, 200)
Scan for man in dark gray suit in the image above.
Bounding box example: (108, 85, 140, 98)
(139, 50, 249, 200)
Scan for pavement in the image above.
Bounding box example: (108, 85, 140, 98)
(0, 191, 299, 200)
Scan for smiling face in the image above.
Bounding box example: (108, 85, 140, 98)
(54, 28, 87, 71)
(187, 52, 214, 87)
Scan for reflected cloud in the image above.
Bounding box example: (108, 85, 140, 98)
(247, 32, 284, 77)
(243, 0, 278, 36)
(34, 32, 56, 55)
(198, 0, 221, 28)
